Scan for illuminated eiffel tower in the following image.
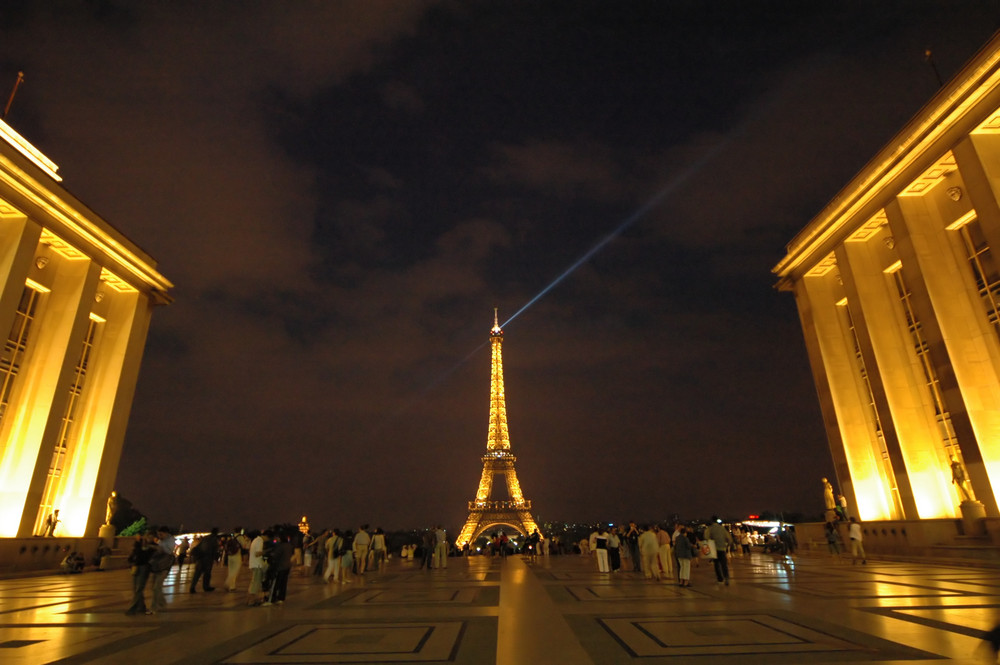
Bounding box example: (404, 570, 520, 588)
(456, 310, 539, 548)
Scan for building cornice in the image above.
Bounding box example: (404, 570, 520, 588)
(0, 121, 173, 301)
(773, 31, 1000, 280)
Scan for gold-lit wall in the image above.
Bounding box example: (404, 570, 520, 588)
(775, 34, 1000, 522)
(0, 120, 171, 538)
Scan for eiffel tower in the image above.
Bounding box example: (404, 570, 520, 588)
(456, 310, 540, 548)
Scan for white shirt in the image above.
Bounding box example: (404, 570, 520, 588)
(249, 536, 265, 569)
(848, 522, 863, 541)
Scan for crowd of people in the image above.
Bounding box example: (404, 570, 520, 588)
(116, 517, 834, 614)
(121, 522, 451, 614)
(578, 519, 789, 586)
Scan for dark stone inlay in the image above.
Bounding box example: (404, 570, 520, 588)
(567, 611, 944, 662)
(862, 603, 1000, 641)
(0, 639, 43, 648)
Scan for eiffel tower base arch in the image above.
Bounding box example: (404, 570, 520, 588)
(457, 504, 538, 547)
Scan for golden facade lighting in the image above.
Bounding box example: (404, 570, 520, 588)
(0, 120, 172, 539)
(775, 32, 1000, 524)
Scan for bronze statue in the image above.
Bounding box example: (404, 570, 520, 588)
(105, 491, 118, 526)
(951, 457, 973, 502)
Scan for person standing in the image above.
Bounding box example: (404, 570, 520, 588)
(371, 527, 387, 573)
(224, 534, 242, 591)
(420, 529, 435, 569)
(707, 518, 733, 585)
(267, 532, 294, 604)
(176, 537, 190, 568)
(246, 530, 266, 606)
(340, 530, 354, 584)
(824, 521, 842, 556)
(43, 509, 60, 537)
(353, 525, 371, 575)
(740, 529, 752, 555)
(674, 526, 695, 587)
(434, 525, 448, 568)
(607, 527, 622, 572)
(848, 517, 867, 564)
(324, 529, 343, 583)
(625, 521, 641, 573)
(837, 493, 850, 520)
(526, 529, 540, 562)
(149, 527, 175, 614)
(654, 525, 673, 579)
(593, 526, 610, 573)
(125, 533, 155, 615)
(190, 527, 219, 592)
(638, 525, 660, 580)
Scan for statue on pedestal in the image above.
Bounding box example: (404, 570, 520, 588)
(105, 491, 118, 526)
(822, 477, 836, 510)
(951, 457, 974, 502)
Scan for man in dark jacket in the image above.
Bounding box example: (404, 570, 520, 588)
(267, 532, 294, 604)
(190, 527, 220, 593)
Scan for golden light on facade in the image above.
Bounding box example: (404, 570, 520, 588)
(0, 119, 61, 181)
(0, 116, 171, 539)
(776, 32, 1000, 524)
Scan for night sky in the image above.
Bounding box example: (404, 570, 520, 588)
(1, 2, 998, 532)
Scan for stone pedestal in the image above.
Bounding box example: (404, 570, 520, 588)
(98, 523, 116, 548)
(824, 509, 839, 524)
(960, 500, 987, 536)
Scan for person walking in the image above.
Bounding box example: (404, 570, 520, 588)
(848, 517, 867, 564)
(125, 533, 154, 615)
(707, 518, 733, 585)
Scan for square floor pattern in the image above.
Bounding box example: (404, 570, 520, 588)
(222, 621, 464, 663)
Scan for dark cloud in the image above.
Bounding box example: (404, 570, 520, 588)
(0, 1, 997, 531)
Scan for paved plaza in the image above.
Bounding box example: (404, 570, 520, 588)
(1, 550, 999, 664)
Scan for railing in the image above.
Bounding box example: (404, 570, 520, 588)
(468, 500, 531, 511)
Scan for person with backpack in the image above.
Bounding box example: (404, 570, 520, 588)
(324, 529, 345, 583)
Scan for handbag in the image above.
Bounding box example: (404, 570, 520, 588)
(149, 550, 175, 572)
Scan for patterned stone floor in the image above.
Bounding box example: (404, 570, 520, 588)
(1, 550, 999, 664)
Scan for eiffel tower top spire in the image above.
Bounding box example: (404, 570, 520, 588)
(487, 309, 510, 452)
